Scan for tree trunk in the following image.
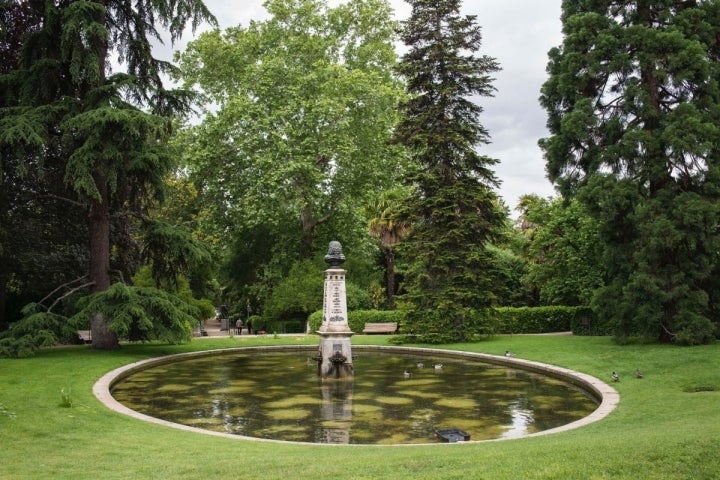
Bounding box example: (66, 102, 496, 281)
(300, 204, 332, 258)
(88, 184, 119, 349)
(383, 246, 396, 310)
(300, 204, 316, 259)
(84, 3, 118, 349)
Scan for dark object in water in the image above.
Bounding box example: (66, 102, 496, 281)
(435, 428, 470, 443)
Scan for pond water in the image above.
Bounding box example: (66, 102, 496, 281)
(111, 349, 598, 444)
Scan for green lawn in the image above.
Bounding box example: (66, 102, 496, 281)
(1, 334, 719, 479)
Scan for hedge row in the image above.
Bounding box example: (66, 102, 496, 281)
(495, 306, 596, 334)
(308, 306, 600, 336)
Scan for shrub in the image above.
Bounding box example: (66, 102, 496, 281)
(345, 283, 373, 311)
(246, 315, 264, 332)
(70, 283, 199, 343)
(0, 305, 78, 358)
(496, 306, 598, 335)
(308, 311, 322, 332)
(307, 306, 602, 338)
(263, 260, 323, 322)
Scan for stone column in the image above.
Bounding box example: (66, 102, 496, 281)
(321, 268, 348, 332)
(317, 241, 354, 379)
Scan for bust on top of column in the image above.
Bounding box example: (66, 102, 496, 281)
(324, 240, 346, 267)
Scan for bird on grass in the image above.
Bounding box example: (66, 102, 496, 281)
(403, 370, 412, 378)
(505, 350, 515, 358)
(433, 364, 443, 370)
(635, 369, 644, 379)
(416, 363, 424, 369)
(611, 372, 620, 382)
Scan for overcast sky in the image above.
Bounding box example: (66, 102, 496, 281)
(164, 0, 565, 212)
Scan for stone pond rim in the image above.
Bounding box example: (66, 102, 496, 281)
(93, 345, 620, 446)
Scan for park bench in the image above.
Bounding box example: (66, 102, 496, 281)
(77, 330, 92, 343)
(362, 322, 398, 334)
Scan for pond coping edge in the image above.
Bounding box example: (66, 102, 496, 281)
(93, 345, 619, 446)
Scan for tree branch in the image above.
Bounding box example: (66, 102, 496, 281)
(110, 269, 126, 284)
(36, 276, 95, 312)
(34, 193, 86, 209)
(47, 282, 95, 312)
(109, 210, 148, 221)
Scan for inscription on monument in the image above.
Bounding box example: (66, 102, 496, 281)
(329, 279, 345, 322)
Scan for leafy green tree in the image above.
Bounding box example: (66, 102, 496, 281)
(175, 0, 406, 261)
(0, 0, 215, 349)
(145, 174, 219, 300)
(540, 1, 720, 343)
(392, 0, 506, 342)
(515, 194, 553, 245)
(262, 259, 323, 324)
(485, 244, 531, 308)
(175, 0, 406, 313)
(519, 195, 603, 306)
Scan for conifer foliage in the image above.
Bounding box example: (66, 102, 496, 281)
(540, 1, 720, 343)
(393, 0, 505, 342)
(0, 0, 214, 349)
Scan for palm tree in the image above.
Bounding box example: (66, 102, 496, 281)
(366, 189, 410, 309)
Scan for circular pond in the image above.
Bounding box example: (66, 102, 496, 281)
(103, 346, 614, 445)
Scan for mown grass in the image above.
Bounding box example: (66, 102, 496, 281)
(1, 334, 719, 479)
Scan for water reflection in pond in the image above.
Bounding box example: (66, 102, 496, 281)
(111, 350, 598, 444)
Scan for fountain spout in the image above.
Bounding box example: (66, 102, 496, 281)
(327, 351, 351, 378)
(329, 350, 347, 364)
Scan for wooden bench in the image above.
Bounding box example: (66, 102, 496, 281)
(362, 322, 398, 334)
(77, 330, 92, 343)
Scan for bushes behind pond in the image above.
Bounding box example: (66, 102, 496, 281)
(496, 306, 602, 335)
(307, 306, 604, 336)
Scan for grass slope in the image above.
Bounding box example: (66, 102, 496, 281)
(1, 335, 718, 479)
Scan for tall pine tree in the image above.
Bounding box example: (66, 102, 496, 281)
(540, 1, 720, 344)
(393, 0, 505, 343)
(0, 0, 214, 348)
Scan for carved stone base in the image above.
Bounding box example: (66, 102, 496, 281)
(318, 332, 353, 379)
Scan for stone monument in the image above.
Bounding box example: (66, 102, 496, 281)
(317, 241, 354, 379)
